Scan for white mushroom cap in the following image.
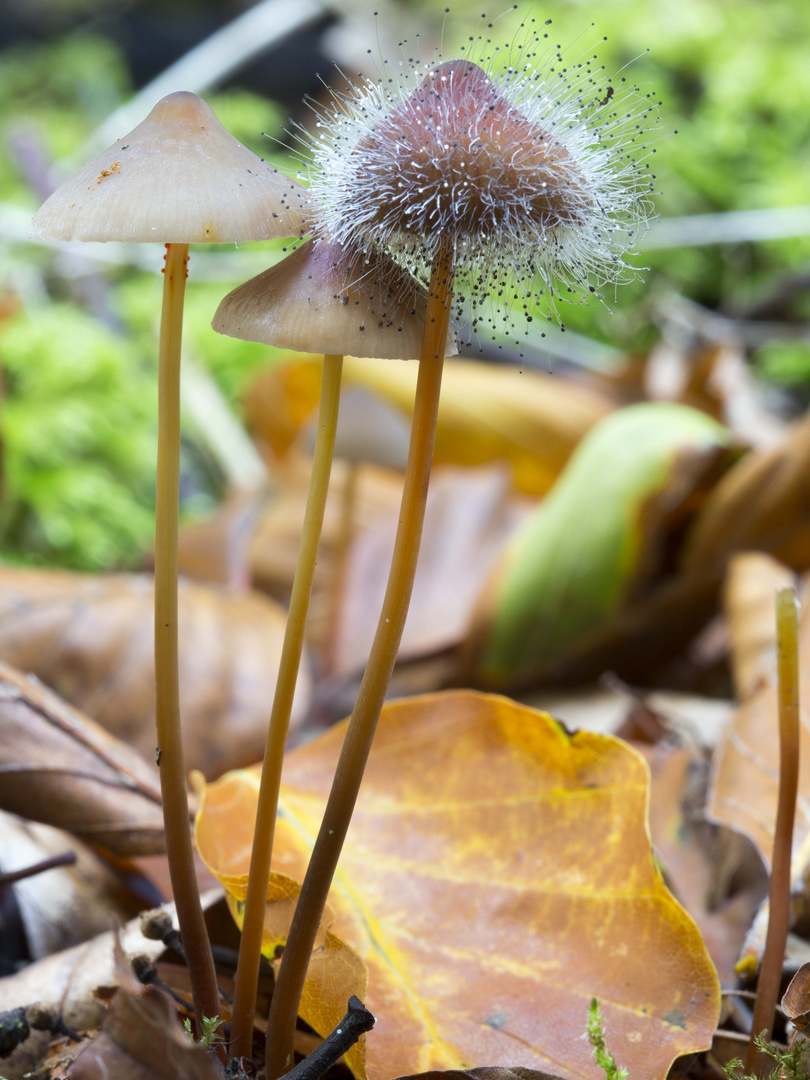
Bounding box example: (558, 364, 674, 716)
(212, 239, 458, 361)
(30, 91, 311, 244)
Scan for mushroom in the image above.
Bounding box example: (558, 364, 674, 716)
(29, 90, 310, 1032)
(264, 41, 655, 1077)
(212, 236, 456, 1052)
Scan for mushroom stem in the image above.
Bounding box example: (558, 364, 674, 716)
(747, 587, 800, 1076)
(229, 353, 344, 1058)
(155, 241, 221, 1034)
(264, 243, 455, 1080)
(323, 459, 358, 677)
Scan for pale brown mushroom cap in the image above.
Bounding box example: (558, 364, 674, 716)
(30, 91, 311, 243)
(212, 239, 457, 361)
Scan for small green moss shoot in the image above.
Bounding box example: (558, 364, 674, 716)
(725, 1032, 809, 1080)
(183, 1014, 225, 1048)
(588, 998, 628, 1080)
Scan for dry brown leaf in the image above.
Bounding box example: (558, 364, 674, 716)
(246, 460, 403, 610)
(684, 411, 810, 575)
(197, 690, 720, 1080)
(782, 962, 810, 1029)
(334, 465, 531, 673)
(709, 560, 809, 864)
(244, 355, 613, 496)
(645, 341, 786, 449)
(68, 936, 221, 1080)
(0, 908, 166, 1080)
(0, 661, 164, 854)
(724, 553, 797, 700)
(643, 747, 766, 983)
(0, 568, 309, 776)
(0, 810, 144, 960)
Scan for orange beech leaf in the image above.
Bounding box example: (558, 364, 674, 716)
(195, 691, 719, 1080)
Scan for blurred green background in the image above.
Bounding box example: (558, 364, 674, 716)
(1, 0, 808, 570)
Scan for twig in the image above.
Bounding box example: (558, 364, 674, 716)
(0, 850, 77, 886)
(279, 997, 375, 1080)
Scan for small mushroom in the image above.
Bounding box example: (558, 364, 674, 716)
(213, 236, 456, 1050)
(30, 90, 309, 243)
(29, 90, 311, 1034)
(213, 237, 455, 359)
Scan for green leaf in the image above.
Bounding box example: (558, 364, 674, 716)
(478, 403, 730, 684)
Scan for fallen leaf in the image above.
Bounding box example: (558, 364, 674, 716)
(471, 403, 732, 687)
(196, 690, 720, 1080)
(246, 459, 403, 612)
(334, 465, 531, 673)
(0, 568, 310, 776)
(244, 355, 613, 496)
(643, 747, 766, 983)
(645, 341, 786, 450)
(0, 906, 167, 1080)
(0, 661, 164, 855)
(708, 562, 810, 866)
(68, 935, 221, 1080)
(724, 553, 797, 700)
(0, 810, 143, 961)
(782, 962, 810, 1029)
(683, 410, 810, 575)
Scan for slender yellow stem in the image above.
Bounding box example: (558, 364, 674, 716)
(747, 587, 800, 1076)
(264, 245, 455, 1080)
(155, 242, 220, 1033)
(229, 355, 344, 1058)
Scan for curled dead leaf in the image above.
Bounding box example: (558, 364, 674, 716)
(68, 935, 221, 1080)
(782, 962, 810, 1030)
(724, 553, 797, 700)
(709, 562, 810, 866)
(684, 411, 810, 575)
(0, 661, 164, 855)
(0, 810, 144, 961)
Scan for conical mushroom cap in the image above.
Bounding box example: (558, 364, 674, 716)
(30, 91, 311, 243)
(212, 239, 457, 361)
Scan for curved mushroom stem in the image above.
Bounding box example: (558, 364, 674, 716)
(264, 244, 455, 1080)
(155, 242, 221, 1035)
(747, 587, 800, 1076)
(228, 354, 344, 1059)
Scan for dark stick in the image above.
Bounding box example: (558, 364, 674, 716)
(279, 997, 375, 1080)
(0, 851, 77, 886)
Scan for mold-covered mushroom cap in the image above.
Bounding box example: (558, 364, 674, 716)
(212, 239, 457, 361)
(30, 91, 311, 243)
